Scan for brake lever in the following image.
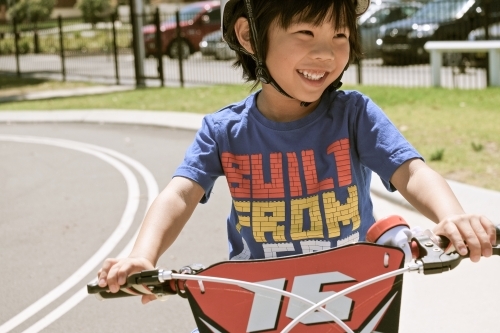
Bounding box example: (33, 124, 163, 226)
(412, 233, 462, 275)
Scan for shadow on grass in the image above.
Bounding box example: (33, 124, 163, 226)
(0, 72, 49, 89)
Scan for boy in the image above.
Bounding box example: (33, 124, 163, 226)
(98, 0, 496, 303)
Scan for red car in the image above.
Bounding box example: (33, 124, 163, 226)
(143, 1, 221, 59)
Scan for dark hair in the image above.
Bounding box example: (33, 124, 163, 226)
(224, 0, 361, 83)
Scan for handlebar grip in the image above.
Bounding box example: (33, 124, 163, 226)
(87, 269, 179, 300)
(428, 224, 500, 258)
(87, 281, 153, 300)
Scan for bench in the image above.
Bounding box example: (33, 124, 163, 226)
(424, 40, 500, 87)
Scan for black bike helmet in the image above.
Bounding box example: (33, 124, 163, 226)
(222, 0, 370, 106)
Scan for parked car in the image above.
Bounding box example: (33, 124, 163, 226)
(359, 2, 422, 58)
(199, 30, 236, 60)
(143, 1, 221, 59)
(358, 0, 403, 26)
(378, 0, 500, 65)
(469, 22, 500, 40)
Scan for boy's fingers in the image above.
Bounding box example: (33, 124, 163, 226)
(472, 216, 494, 257)
(479, 215, 497, 246)
(106, 262, 126, 293)
(97, 258, 119, 287)
(98, 272, 108, 287)
(100, 258, 118, 273)
(462, 217, 488, 261)
(437, 220, 468, 256)
(436, 215, 495, 262)
(102, 258, 156, 293)
(116, 261, 135, 286)
(449, 233, 468, 257)
(109, 263, 135, 292)
(141, 294, 157, 304)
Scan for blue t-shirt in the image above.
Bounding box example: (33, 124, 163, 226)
(175, 90, 422, 260)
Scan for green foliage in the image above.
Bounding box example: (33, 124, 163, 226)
(0, 25, 131, 55)
(471, 142, 484, 152)
(76, 0, 113, 24)
(0, 38, 15, 54)
(8, 0, 56, 23)
(0, 36, 31, 54)
(17, 37, 30, 53)
(430, 148, 445, 161)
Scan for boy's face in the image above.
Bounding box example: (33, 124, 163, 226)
(265, 17, 350, 103)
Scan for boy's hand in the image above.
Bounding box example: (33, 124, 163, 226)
(433, 214, 496, 262)
(97, 257, 156, 304)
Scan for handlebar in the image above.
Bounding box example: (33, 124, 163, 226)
(366, 215, 500, 274)
(87, 216, 500, 299)
(87, 269, 179, 300)
(87, 264, 207, 299)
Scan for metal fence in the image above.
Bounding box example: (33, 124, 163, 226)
(0, 14, 134, 85)
(0, 0, 499, 89)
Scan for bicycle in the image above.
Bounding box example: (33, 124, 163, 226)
(87, 215, 500, 333)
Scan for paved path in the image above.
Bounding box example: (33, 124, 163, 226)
(0, 110, 499, 332)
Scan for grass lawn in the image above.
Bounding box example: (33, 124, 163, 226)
(1, 77, 499, 191)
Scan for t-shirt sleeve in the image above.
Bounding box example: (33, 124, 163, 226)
(174, 116, 224, 203)
(353, 94, 423, 191)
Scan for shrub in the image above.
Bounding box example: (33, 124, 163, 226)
(18, 38, 30, 53)
(471, 142, 484, 152)
(76, 0, 113, 25)
(430, 148, 445, 161)
(0, 39, 15, 54)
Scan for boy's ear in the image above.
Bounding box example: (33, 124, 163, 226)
(234, 17, 254, 55)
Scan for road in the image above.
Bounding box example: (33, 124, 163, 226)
(0, 121, 498, 332)
(0, 53, 488, 89)
(0, 122, 230, 333)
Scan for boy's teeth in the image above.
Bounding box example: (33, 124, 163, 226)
(298, 70, 325, 80)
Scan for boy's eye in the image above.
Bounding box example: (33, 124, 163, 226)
(334, 33, 348, 39)
(298, 30, 314, 36)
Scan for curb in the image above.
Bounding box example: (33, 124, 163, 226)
(0, 109, 205, 131)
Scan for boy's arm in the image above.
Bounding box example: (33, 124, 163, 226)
(98, 176, 205, 297)
(390, 158, 496, 262)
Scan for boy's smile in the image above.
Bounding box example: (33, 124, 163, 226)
(297, 69, 327, 81)
(258, 17, 351, 121)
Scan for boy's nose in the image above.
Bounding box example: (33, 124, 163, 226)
(310, 42, 335, 61)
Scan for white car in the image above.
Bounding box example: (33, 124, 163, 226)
(468, 22, 500, 41)
(199, 30, 236, 60)
(466, 22, 500, 68)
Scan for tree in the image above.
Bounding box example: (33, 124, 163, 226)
(0, 0, 9, 25)
(7, 0, 55, 53)
(76, 0, 113, 25)
(8, 0, 55, 23)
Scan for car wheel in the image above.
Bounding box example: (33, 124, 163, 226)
(167, 39, 191, 59)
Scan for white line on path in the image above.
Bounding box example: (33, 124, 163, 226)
(21, 138, 160, 333)
(0, 135, 156, 333)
